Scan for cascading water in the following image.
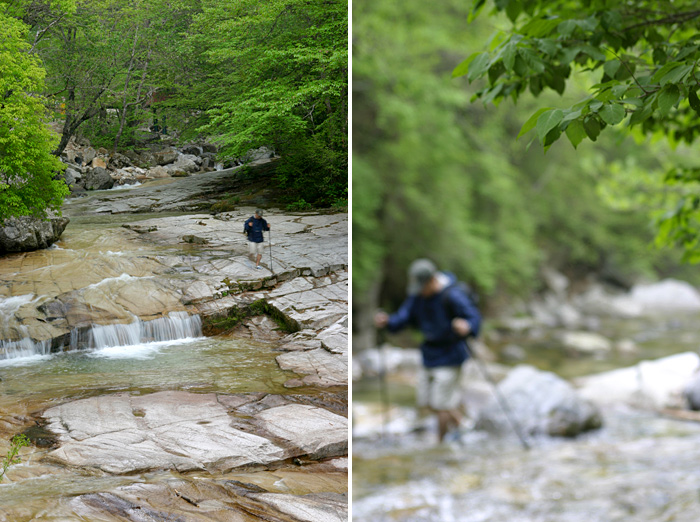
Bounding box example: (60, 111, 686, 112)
(0, 295, 51, 359)
(0, 306, 202, 361)
(71, 311, 203, 351)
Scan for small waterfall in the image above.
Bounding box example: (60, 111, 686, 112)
(0, 327, 52, 360)
(72, 312, 203, 350)
(0, 310, 202, 361)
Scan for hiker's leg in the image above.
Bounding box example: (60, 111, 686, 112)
(430, 366, 463, 441)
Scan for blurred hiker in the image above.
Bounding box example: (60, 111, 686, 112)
(374, 258, 481, 443)
(244, 209, 270, 269)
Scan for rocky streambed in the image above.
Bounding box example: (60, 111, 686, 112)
(0, 166, 348, 521)
(353, 274, 700, 521)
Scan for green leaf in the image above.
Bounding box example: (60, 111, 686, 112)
(658, 84, 681, 115)
(536, 108, 564, 142)
(453, 52, 478, 78)
(518, 107, 553, 139)
(468, 52, 491, 81)
(502, 41, 517, 71)
(603, 60, 621, 78)
(583, 117, 601, 141)
(519, 48, 546, 73)
(565, 119, 586, 148)
(505, 1, 521, 22)
(557, 20, 577, 37)
(689, 88, 700, 116)
(660, 64, 692, 85)
(599, 103, 626, 125)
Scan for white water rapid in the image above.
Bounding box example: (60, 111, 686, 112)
(0, 303, 202, 361)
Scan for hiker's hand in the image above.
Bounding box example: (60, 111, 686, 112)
(452, 318, 471, 337)
(374, 311, 389, 329)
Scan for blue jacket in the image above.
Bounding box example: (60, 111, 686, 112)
(386, 272, 482, 368)
(244, 216, 269, 243)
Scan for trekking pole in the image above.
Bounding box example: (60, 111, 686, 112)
(377, 328, 391, 441)
(268, 228, 274, 274)
(465, 343, 531, 450)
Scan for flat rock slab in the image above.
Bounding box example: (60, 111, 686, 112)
(252, 404, 348, 459)
(66, 480, 347, 522)
(43, 391, 347, 474)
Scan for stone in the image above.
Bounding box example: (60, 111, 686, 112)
(630, 279, 700, 312)
(167, 154, 199, 173)
(63, 167, 82, 187)
(276, 348, 347, 387)
(43, 391, 347, 475)
(684, 370, 700, 410)
(576, 352, 700, 409)
(252, 404, 348, 459)
(43, 392, 287, 474)
(91, 157, 108, 169)
(0, 216, 70, 254)
(147, 165, 170, 178)
(108, 152, 132, 169)
(83, 167, 114, 190)
(475, 365, 603, 437)
(154, 149, 178, 165)
(560, 331, 613, 354)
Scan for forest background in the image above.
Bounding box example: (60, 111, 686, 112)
(1, 0, 348, 218)
(352, 0, 700, 347)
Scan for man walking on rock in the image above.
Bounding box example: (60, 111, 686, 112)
(244, 209, 270, 269)
(374, 258, 481, 443)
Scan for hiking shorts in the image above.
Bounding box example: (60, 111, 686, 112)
(416, 365, 462, 411)
(248, 241, 265, 256)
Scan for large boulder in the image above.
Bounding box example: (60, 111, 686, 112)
(83, 167, 114, 190)
(153, 149, 178, 166)
(629, 279, 700, 312)
(475, 365, 603, 438)
(577, 352, 700, 409)
(0, 215, 70, 254)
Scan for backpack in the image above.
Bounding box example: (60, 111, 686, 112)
(441, 281, 480, 337)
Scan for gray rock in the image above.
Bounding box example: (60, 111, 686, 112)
(154, 149, 178, 165)
(577, 352, 700, 409)
(167, 154, 199, 173)
(252, 404, 348, 459)
(630, 279, 700, 312)
(182, 144, 203, 155)
(83, 167, 114, 190)
(684, 370, 700, 410)
(82, 146, 97, 165)
(43, 391, 347, 474)
(476, 365, 602, 437)
(0, 215, 69, 253)
(276, 348, 347, 387)
(63, 167, 82, 187)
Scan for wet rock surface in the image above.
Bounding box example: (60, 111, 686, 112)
(43, 391, 347, 474)
(0, 169, 348, 521)
(0, 215, 69, 254)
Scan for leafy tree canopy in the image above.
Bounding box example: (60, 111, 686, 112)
(459, 0, 700, 260)
(0, 9, 68, 221)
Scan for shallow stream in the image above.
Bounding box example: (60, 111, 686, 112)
(353, 313, 700, 521)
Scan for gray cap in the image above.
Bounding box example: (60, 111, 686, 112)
(254, 209, 264, 216)
(407, 258, 437, 295)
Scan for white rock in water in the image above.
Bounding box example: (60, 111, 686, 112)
(560, 331, 613, 353)
(576, 352, 700, 409)
(630, 279, 700, 312)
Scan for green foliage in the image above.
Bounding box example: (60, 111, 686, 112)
(353, 0, 689, 311)
(1, 434, 30, 481)
(0, 12, 68, 221)
(187, 0, 348, 207)
(461, 0, 700, 259)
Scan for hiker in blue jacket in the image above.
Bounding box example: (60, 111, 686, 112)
(244, 209, 270, 269)
(375, 258, 481, 443)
